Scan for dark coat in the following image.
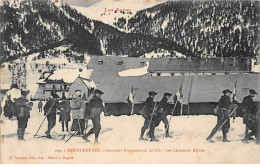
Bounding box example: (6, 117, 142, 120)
(59, 101, 71, 122)
(14, 97, 31, 120)
(44, 99, 59, 116)
(156, 97, 171, 116)
(86, 96, 106, 118)
(241, 95, 257, 115)
(140, 97, 155, 119)
(4, 100, 14, 118)
(217, 95, 232, 118)
(38, 101, 43, 108)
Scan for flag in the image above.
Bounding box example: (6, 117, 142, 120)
(127, 84, 135, 115)
(175, 84, 183, 103)
(233, 81, 237, 101)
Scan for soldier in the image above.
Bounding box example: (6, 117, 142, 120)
(59, 95, 71, 132)
(206, 89, 237, 143)
(139, 91, 158, 142)
(154, 92, 173, 138)
(38, 100, 43, 113)
(241, 89, 258, 143)
(13, 91, 33, 140)
(4, 95, 14, 119)
(44, 93, 60, 138)
(70, 90, 85, 136)
(83, 89, 108, 144)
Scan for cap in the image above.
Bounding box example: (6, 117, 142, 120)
(164, 92, 172, 97)
(249, 89, 258, 95)
(148, 91, 157, 96)
(223, 89, 232, 94)
(94, 89, 104, 95)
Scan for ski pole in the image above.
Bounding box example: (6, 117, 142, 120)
(165, 99, 178, 137)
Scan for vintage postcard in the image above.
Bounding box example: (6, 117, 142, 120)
(0, 0, 259, 164)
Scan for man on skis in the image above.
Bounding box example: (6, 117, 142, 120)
(206, 89, 238, 143)
(82, 89, 108, 144)
(241, 89, 258, 144)
(44, 93, 60, 138)
(139, 91, 158, 142)
(14, 91, 33, 140)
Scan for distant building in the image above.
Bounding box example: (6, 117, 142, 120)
(87, 56, 148, 84)
(69, 76, 96, 100)
(148, 57, 252, 76)
(33, 68, 95, 100)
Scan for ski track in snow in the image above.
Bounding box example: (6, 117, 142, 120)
(0, 101, 259, 163)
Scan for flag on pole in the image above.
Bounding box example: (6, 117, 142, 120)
(233, 81, 237, 102)
(127, 84, 135, 115)
(175, 84, 183, 103)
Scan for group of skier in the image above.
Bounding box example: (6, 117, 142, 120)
(140, 88, 259, 144)
(1, 87, 259, 144)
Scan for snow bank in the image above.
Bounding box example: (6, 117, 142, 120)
(48, 68, 93, 83)
(118, 62, 149, 77)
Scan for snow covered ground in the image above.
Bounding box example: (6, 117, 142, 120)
(0, 102, 259, 164)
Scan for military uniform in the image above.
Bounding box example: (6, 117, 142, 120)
(59, 100, 71, 132)
(38, 101, 43, 113)
(206, 89, 234, 142)
(139, 91, 158, 141)
(13, 92, 33, 140)
(4, 99, 14, 119)
(153, 93, 172, 137)
(83, 89, 107, 143)
(70, 96, 85, 135)
(44, 97, 60, 138)
(242, 89, 258, 143)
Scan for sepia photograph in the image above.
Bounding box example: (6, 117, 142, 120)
(0, 0, 259, 164)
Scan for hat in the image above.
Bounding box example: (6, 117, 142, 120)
(94, 89, 104, 95)
(21, 91, 27, 96)
(148, 91, 157, 96)
(164, 92, 172, 97)
(223, 89, 232, 94)
(249, 89, 258, 95)
(51, 93, 60, 99)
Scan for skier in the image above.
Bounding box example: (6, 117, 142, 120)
(82, 89, 108, 144)
(13, 91, 33, 140)
(4, 95, 14, 119)
(206, 89, 238, 143)
(241, 89, 258, 143)
(139, 91, 158, 142)
(153, 93, 173, 138)
(70, 90, 85, 136)
(44, 93, 60, 138)
(38, 100, 43, 113)
(59, 95, 71, 132)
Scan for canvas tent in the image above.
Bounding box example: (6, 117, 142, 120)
(96, 74, 260, 115)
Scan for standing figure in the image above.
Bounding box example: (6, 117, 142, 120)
(154, 93, 173, 138)
(83, 89, 108, 144)
(4, 95, 14, 119)
(38, 100, 43, 113)
(44, 93, 60, 138)
(206, 89, 237, 143)
(139, 91, 158, 142)
(241, 89, 258, 143)
(70, 90, 85, 136)
(59, 96, 71, 132)
(14, 91, 33, 140)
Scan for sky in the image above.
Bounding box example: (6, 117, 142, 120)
(64, 0, 102, 7)
(64, 0, 169, 8)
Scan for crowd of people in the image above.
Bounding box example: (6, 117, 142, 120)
(1, 85, 259, 144)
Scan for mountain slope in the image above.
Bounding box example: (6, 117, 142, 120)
(0, 0, 189, 63)
(124, 0, 260, 58)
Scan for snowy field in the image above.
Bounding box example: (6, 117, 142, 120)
(0, 102, 259, 164)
